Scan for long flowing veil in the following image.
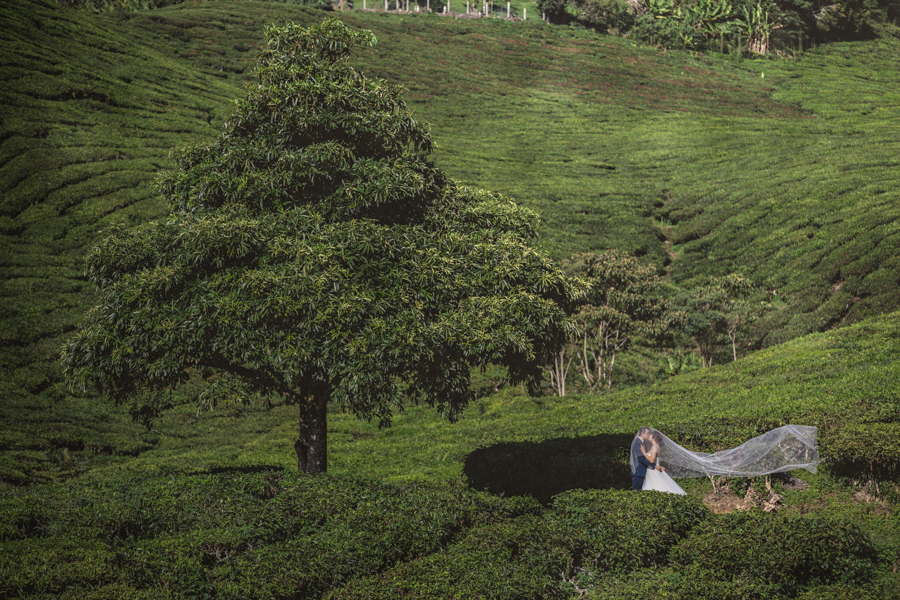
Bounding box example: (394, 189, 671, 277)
(630, 425, 819, 479)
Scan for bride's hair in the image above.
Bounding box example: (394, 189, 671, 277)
(651, 431, 663, 444)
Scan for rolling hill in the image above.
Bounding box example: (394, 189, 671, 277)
(2, 1, 900, 597)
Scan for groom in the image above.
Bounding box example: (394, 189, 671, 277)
(631, 427, 661, 490)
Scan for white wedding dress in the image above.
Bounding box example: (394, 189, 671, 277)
(642, 466, 687, 495)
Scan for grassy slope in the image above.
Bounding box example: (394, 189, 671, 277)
(1, 4, 899, 596)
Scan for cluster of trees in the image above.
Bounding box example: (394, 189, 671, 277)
(547, 251, 771, 396)
(538, 0, 900, 53)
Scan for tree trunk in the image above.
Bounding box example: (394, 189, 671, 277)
(294, 390, 328, 474)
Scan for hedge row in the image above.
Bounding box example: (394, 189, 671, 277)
(0, 472, 882, 599)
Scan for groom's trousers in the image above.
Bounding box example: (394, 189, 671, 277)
(631, 475, 644, 490)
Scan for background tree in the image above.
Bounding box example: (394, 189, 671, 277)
(566, 250, 670, 391)
(677, 273, 758, 367)
(547, 342, 576, 396)
(536, 0, 571, 22)
(61, 19, 583, 474)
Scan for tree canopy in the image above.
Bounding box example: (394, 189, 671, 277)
(61, 19, 583, 473)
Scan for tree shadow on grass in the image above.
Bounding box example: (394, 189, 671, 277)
(462, 433, 634, 505)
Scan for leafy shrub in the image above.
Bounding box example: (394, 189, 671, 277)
(537, 0, 574, 23)
(571, 0, 635, 31)
(819, 422, 900, 480)
(815, 0, 879, 40)
(331, 517, 574, 600)
(0, 538, 117, 598)
(796, 584, 878, 600)
(582, 568, 782, 599)
(61, 0, 334, 12)
(17, 583, 171, 600)
(0, 471, 538, 598)
(0, 495, 50, 541)
(549, 489, 710, 572)
(669, 511, 878, 596)
(631, 12, 703, 50)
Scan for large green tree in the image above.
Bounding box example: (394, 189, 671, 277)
(61, 20, 582, 473)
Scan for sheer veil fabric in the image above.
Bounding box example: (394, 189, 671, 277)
(629, 425, 819, 479)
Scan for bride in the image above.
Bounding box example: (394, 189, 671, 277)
(640, 430, 687, 495)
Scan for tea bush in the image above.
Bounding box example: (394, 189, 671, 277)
(0, 470, 548, 598)
(331, 517, 575, 599)
(583, 568, 782, 600)
(797, 585, 879, 600)
(669, 511, 878, 596)
(4, 472, 884, 598)
(548, 489, 710, 571)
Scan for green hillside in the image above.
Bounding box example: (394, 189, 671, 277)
(2, 2, 900, 597)
(2, 1, 900, 414)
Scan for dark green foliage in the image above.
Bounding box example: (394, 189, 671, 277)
(1, 3, 899, 597)
(814, 0, 879, 40)
(797, 585, 879, 600)
(631, 11, 701, 50)
(549, 488, 710, 571)
(63, 0, 333, 11)
(570, 0, 634, 32)
(0, 382, 157, 484)
(8, 1, 900, 443)
(0, 470, 540, 598)
(583, 568, 783, 599)
(2, 470, 884, 598)
(575, 0, 883, 52)
(536, 0, 573, 22)
(333, 517, 575, 599)
(0, 538, 119, 598)
(669, 511, 878, 595)
(672, 272, 760, 367)
(565, 250, 672, 390)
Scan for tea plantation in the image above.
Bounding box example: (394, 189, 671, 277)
(2, 0, 900, 597)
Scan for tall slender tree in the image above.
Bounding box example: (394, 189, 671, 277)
(678, 273, 756, 367)
(61, 20, 582, 473)
(568, 250, 669, 391)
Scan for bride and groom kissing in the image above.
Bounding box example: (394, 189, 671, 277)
(630, 426, 687, 495)
(628, 424, 820, 495)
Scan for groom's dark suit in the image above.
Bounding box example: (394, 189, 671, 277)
(631, 437, 655, 490)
